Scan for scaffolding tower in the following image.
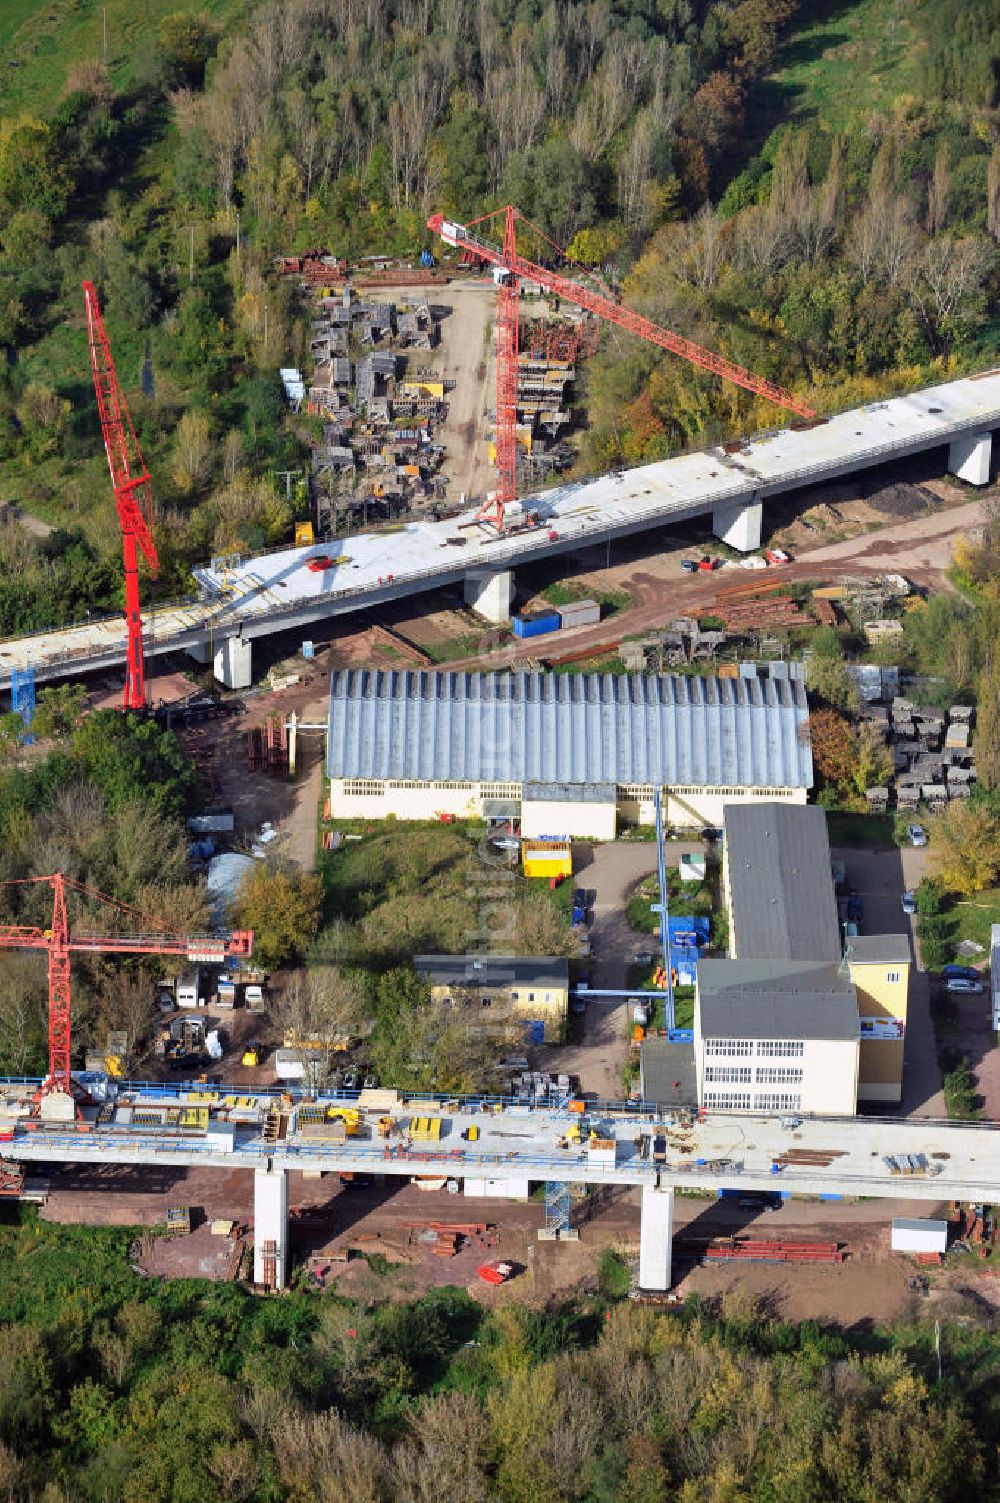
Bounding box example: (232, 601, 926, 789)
(544, 1181, 572, 1236)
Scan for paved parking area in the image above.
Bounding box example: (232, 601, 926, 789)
(538, 838, 701, 1097)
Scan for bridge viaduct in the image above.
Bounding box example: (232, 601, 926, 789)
(3, 1078, 998, 1290)
(1, 370, 998, 694)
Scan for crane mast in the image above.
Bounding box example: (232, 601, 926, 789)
(0, 874, 253, 1099)
(428, 206, 816, 533)
(83, 281, 160, 710)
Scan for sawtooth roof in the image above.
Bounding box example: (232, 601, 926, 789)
(326, 670, 814, 788)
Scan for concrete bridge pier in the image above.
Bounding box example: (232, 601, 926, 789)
(253, 1164, 288, 1289)
(949, 431, 993, 486)
(639, 1182, 674, 1291)
(214, 635, 252, 690)
(464, 569, 513, 624)
(712, 497, 762, 553)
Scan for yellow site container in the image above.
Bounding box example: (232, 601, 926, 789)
(522, 842, 572, 879)
(465, 1124, 480, 1142)
(411, 1116, 442, 1142)
(295, 521, 315, 546)
(180, 1107, 209, 1129)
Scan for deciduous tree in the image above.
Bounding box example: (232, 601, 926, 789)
(235, 864, 323, 969)
(929, 801, 1000, 896)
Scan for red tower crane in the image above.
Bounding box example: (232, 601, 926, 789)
(83, 281, 160, 710)
(0, 873, 253, 1098)
(428, 205, 816, 533)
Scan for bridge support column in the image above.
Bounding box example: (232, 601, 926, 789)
(464, 569, 513, 624)
(949, 431, 993, 486)
(639, 1183, 674, 1290)
(712, 498, 762, 553)
(187, 641, 211, 665)
(214, 635, 252, 690)
(253, 1165, 288, 1289)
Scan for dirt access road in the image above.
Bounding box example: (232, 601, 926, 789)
(539, 839, 700, 1098)
(433, 495, 989, 673)
(375, 278, 496, 505)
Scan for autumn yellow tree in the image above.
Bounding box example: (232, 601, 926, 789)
(929, 802, 1000, 896)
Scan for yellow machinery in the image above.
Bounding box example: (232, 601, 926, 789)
(241, 1041, 260, 1068)
(326, 1106, 360, 1136)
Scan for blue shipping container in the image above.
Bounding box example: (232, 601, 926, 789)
(512, 612, 561, 639)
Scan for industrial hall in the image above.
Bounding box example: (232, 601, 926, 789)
(325, 666, 814, 836)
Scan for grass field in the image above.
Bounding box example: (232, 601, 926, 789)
(748, 0, 924, 146)
(0, 0, 247, 115)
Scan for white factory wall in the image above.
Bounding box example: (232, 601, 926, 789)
(696, 1026, 859, 1117)
(331, 778, 807, 832)
(520, 798, 617, 841)
(329, 779, 483, 821)
(620, 784, 806, 831)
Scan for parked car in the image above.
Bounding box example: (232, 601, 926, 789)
(765, 547, 791, 565)
(569, 995, 587, 1016)
(737, 1193, 782, 1212)
(908, 823, 928, 847)
(943, 964, 980, 981)
(901, 890, 917, 915)
(946, 978, 984, 995)
(846, 896, 864, 925)
(681, 558, 698, 573)
(698, 555, 721, 571)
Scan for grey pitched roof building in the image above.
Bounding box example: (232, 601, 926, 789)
(326, 670, 814, 788)
(698, 959, 860, 1041)
(724, 803, 841, 962)
(414, 955, 568, 989)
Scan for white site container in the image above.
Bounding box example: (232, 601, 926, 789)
(891, 1217, 948, 1254)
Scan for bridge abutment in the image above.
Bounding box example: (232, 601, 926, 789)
(712, 498, 762, 553)
(464, 569, 513, 624)
(948, 431, 993, 486)
(639, 1182, 674, 1290)
(253, 1164, 288, 1289)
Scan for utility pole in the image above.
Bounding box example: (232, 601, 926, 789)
(263, 302, 269, 348)
(189, 225, 195, 284)
(235, 210, 241, 273)
(102, 6, 108, 61)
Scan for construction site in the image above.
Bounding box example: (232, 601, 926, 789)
(0, 210, 998, 1325)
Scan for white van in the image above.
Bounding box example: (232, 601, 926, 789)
(176, 968, 201, 1009)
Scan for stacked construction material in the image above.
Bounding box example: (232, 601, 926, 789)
(706, 1238, 844, 1264)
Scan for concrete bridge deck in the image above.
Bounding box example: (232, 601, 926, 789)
(0, 370, 997, 692)
(1, 1077, 993, 1288)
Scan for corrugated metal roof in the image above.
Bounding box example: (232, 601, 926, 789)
(327, 670, 814, 788)
(698, 959, 860, 1041)
(724, 804, 840, 961)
